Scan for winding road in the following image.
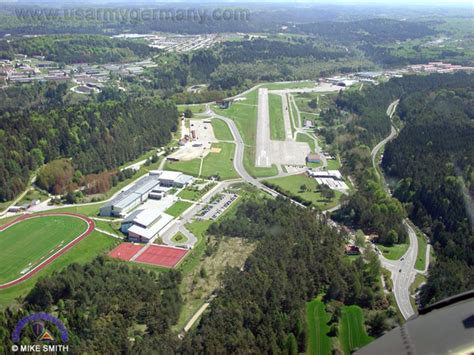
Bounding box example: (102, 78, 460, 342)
(371, 99, 429, 320)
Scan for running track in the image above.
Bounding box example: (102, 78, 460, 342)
(0, 212, 95, 289)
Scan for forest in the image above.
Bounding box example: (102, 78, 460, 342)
(334, 72, 473, 247)
(382, 84, 474, 306)
(0, 35, 159, 64)
(0, 85, 177, 201)
(181, 198, 396, 353)
(0, 258, 183, 353)
(0, 198, 397, 353)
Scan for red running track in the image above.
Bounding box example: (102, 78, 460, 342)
(135, 245, 188, 268)
(0, 212, 95, 289)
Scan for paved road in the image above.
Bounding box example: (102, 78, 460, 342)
(370, 99, 427, 320)
(159, 182, 233, 247)
(211, 112, 281, 198)
(377, 220, 418, 320)
(371, 100, 399, 182)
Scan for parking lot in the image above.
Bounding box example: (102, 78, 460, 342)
(198, 193, 238, 220)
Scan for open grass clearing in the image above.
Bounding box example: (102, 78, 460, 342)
(339, 305, 373, 354)
(376, 242, 409, 260)
(265, 174, 341, 209)
(177, 104, 207, 114)
(211, 118, 234, 141)
(201, 143, 239, 180)
(326, 159, 341, 170)
(306, 299, 332, 355)
(173, 233, 255, 332)
(261, 81, 315, 90)
(165, 201, 193, 217)
(296, 132, 316, 152)
(164, 158, 202, 177)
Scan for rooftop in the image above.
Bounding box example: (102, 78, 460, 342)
(159, 171, 183, 181)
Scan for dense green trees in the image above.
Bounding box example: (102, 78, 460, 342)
(382, 82, 474, 306)
(181, 198, 392, 353)
(0, 35, 159, 64)
(0, 94, 177, 201)
(0, 258, 183, 353)
(335, 72, 473, 247)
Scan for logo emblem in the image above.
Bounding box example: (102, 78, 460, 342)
(12, 313, 68, 344)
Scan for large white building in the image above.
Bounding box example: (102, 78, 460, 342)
(99, 171, 193, 217)
(99, 175, 160, 217)
(122, 209, 174, 243)
(154, 170, 193, 187)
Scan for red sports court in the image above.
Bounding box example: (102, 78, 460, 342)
(108, 243, 143, 261)
(135, 245, 188, 268)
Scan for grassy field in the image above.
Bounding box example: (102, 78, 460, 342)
(269, 93, 285, 141)
(326, 159, 341, 170)
(201, 143, 239, 180)
(0, 230, 118, 308)
(177, 104, 206, 114)
(261, 81, 315, 90)
(48, 203, 101, 217)
(409, 274, 427, 311)
(306, 299, 332, 355)
(415, 231, 428, 271)
(211, 118, 234, 141)
(0, 215, 88, 284)
(265, 174, 341, 209)
(339, 306, 373, 354)
(93, 219, 123, 238)
(213, 90, 278, 178)
(165, 201, 193, 217)
(178, 188, 203, 201)
(165, 158, 202, 177)
(296, 132, 316, 152)
(166, 143, 238, 180)
(376, 242, 409, 260)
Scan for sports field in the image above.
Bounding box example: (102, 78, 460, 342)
(0, 213, 92, 286)
(135, 245, 188, 268)
(339, 305, 373, 354)
(306, 299, 332, 355)
(108, 243, 143, 261)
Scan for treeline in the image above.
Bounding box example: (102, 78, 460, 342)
(336, 72, 473, 147)
(140, 38, 357, 98)
(295, 18, 435, 45)
(382, 83, 474, 306)
(0, 258, 183, 353)
(335, 72, 474, 246)
(180, 198, 395, 353)
(0, 35, 159, 64)
(0, 94, 177, 201)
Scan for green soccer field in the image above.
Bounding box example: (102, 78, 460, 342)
(0, 215, 88, 284)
